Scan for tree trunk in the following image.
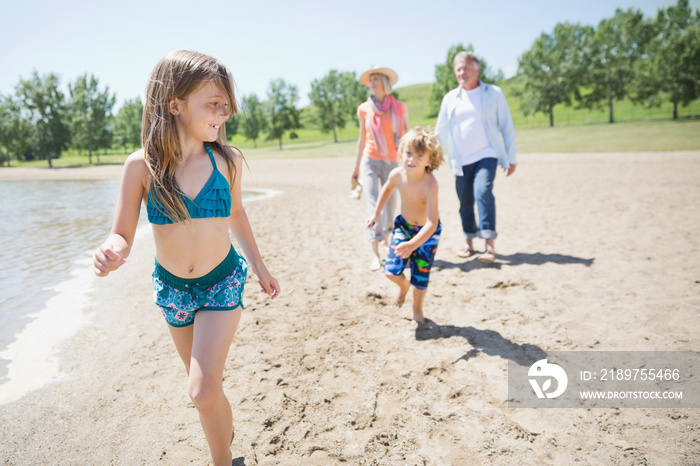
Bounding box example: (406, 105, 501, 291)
(673, 102, 678, 119)
(253, 138, 257, 148)
(278, 136, 283, 150)
(548, 103, 554, 127)
(48, 153, 53, 168)
(608, 79, 614, 124)
(330, 111, 338, 143)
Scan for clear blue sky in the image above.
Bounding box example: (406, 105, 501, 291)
(1, 0, 696, 110)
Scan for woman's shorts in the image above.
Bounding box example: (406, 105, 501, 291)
(152, 246, 247, 327)
(385, 215, 441, 290)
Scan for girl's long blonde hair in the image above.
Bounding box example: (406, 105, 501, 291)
(142, 50, 239, 224)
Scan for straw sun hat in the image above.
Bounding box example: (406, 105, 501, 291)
(359, 66, 398, 87)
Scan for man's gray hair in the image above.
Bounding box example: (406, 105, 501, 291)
(453, 51, 481, 68)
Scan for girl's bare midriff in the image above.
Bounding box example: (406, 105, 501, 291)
(151, 216, 232, 278)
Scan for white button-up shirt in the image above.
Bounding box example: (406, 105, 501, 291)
(436, 81, 518, 176)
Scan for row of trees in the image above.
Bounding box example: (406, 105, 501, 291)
(516, 0, 699, 126)
(2, 0, 696, 165)
(0, 72, 301, 166)
(0, 72, 132, 167)
(0, 68, 369, 166)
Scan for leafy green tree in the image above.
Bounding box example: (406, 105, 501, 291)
(585, 8, 651, 123)
(225, 113, 238, 140)
(429, 43, 504, 117)
(113, 97, 143, 150)
(309, 70, 367, 142)
(632, 0, 700, 118)
(16, 71, 71, 167)
(518, 22, 593, 127)
(0, 95, 33, 166)
(240, 94, 267, 147)
(69, 73, 116, 163)
(265, 79, 300, 149)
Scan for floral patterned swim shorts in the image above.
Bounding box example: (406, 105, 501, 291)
(152, 246, 247, 327)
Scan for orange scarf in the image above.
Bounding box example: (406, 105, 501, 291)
(366, 95, 404, 160)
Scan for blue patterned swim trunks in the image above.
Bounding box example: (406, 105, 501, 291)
(385, 214, 441, 290)
(152, 246, 247, 327)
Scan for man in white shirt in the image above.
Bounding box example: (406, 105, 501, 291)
(435, 51, 517, 262)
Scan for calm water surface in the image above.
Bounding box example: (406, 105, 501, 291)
(0, 180, 121, 380)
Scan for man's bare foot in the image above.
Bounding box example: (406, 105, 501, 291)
(456, 245, 477, 258)
(478, 239, 495, 262)
(478, 250, 496, 263)
(393, 281, 410, 307)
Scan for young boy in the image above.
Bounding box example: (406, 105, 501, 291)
(367, 127, 444, 327)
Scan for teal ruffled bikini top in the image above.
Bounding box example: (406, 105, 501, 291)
(147, 144, 231, 225)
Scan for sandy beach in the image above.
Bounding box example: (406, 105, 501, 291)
(1, 151, 699, 465)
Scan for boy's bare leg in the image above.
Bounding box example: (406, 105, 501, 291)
(412, 287, 428, 326)
(386, 273, 410, 307)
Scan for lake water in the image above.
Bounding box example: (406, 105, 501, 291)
(0, 179, 263, 404)
(0, 180, 122, 398)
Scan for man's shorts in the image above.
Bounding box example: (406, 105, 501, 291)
(385, 215, 441, 290)
(152, 246, 247, 327)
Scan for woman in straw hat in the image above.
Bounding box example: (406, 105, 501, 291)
(352, 66, 410, 271)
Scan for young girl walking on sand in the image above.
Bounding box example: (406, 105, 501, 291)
(93, 50, 280, 465)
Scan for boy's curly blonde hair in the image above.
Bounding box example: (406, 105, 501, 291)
(398, 126, 444, 173)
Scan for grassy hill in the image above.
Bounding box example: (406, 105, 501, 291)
(498, 75, 700, 127)
(400, 77, 700, 128)
(394, 83, 434, 128)
(230, 78, 699, 151)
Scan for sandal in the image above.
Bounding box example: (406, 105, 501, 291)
(457, 246, 477, 258)
(478, 251, 496, 263)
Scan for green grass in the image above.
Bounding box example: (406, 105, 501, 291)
(230, 118, 700, 158)
(516, 118, 700, 153)
(395, 83, 434, 128)
(4, 117, 698, 169)
(241, 140, 357, 159)
(4, 151, 130, 168)
(498, 75, 700, 127)
(3, 79, 699, 168)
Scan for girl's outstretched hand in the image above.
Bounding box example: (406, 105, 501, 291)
(93, 243, 126, 277)
(257, 267, 281, 299)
